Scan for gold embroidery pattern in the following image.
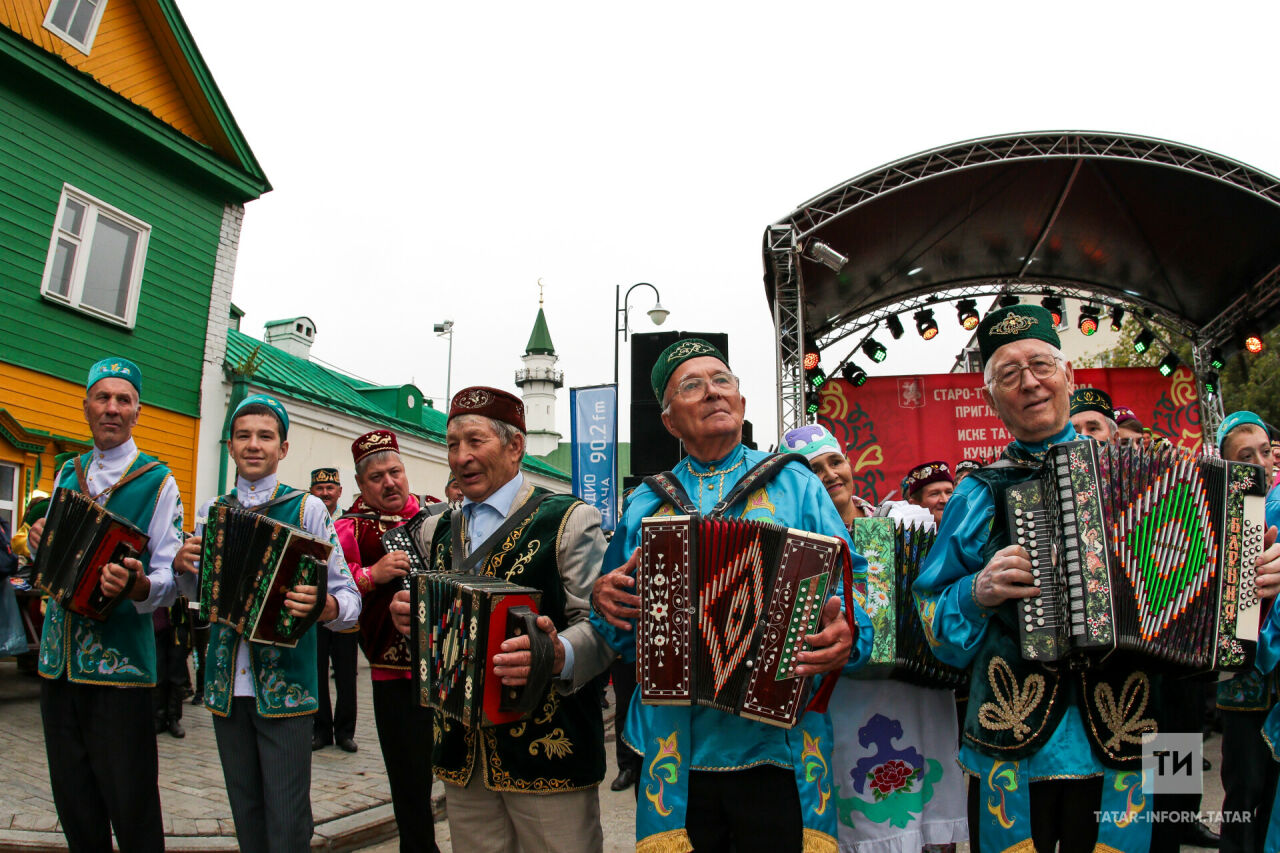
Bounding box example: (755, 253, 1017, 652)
(534, 685, 560, 725)
(508, 722, 527, 738)
(505, 539, 542, 582)
(484, 506, 539, 577)
(1094, 672, 1157, 752)
(484, 728, 582, 792)
(990, 313, 1037, 336)
(528, 727, 573, 759)
(743, 486, 775, 516)
(977, 657, 1045, 741)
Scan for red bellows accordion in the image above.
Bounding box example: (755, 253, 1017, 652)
(638, 515, 847, 728)
(410, 573, 554, 727)
(32, 489, 149, 621)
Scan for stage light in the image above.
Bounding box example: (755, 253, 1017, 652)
(1209, 347, 1225, 371)
(808, 366, 827, 390)
(803, 351, 820, 371)
(861, 338, 887, 363)
(1078, 306, 1100, 336)
(1041, 297, 1064, 327)
(998, 294, 1020, 308)
(956, 299, 979, 330)
(886, 315, 904, 340)
(1245, 332, 1266, 355)
(1109, 306, 1124, 332)
(806, 400, 820, 416)
(805, 240, 849, 273)
(840, 363, 868, 387)
(1203, 371, 1220, 396)
(1158, 352, 1180, 377)
(914, 310, 939, 340)
(1133, 329, 1156, 354)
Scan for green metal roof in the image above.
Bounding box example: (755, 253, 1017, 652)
(225, 329, 569, 481)
(525, 308, 556, 356)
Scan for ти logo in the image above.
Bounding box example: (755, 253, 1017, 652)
(1142, 732, 1202, 795)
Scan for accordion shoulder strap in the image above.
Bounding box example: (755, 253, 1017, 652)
(640, 472, 697, 515)
(221, 488, 307, 514)
(451, 492, 551, 575)
(73, 456, 161, 500)
(643, 452, 813, 518)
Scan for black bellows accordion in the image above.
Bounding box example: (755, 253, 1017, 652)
(410, 573, 554, 726)
(32, 489, 149, 620)
(198, 503, 331, 647)
(850, 518, 967, 689)
(1004, 440, 1267, 671)
(637, 515, 847, 728)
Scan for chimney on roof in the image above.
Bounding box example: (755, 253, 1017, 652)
(263, 317, 316, 359)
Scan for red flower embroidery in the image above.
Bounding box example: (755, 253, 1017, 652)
(866, 759, 919, 799)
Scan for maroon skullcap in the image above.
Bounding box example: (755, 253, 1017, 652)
(351, 429, 399, 466)
(449, 386, 526, 434)
(904, 461, 953, 497)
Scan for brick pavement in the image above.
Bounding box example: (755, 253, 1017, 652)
(0, 657, 414, 851)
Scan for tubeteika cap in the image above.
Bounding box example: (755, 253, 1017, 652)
(781, 424, 842, 460)
(311, 467, 341, 486)
(449, 387, 527, 434)
(904, 461, 952, 497)
(1217, 410, 1268, 451)
(86, 357, 141, 395)
(650, 338, 729, 402)
(351, 430, 399, 466)
(976, 305, 1061, 368)
(232, 394, 289, 439)
(1069, 387, 1114, 420)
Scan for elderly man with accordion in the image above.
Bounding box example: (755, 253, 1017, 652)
(913, 305, 1280, 852)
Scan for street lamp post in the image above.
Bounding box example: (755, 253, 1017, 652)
(433, 320, 454, 406)
(613, 283, 669, 498)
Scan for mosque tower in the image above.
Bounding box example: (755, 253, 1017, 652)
(515, 284, 563, 456)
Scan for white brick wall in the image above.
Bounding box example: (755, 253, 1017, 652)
(194, 202, 244, 502)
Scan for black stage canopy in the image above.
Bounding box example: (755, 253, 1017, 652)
(762, 131, 1280, 433)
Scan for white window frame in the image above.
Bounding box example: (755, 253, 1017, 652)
(42, 0, 108, 55)
(40, 184, 150, 330)
(0, 463, 16, 531)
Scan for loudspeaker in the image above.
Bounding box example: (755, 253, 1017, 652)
(628, 331, 729, 477)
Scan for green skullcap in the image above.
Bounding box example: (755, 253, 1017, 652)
(86, 357, 141, 395)
(650, 337, 729, 402)
(231, 394, 290, 439)
(1069, 387, 1114, 420)
(976, 305, 1061, 368)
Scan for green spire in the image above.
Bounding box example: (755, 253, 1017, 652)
(525, 307, 556, 356)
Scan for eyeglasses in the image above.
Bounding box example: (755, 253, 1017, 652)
(673, 371, 740, 401)
(988, 355, 1062, 391)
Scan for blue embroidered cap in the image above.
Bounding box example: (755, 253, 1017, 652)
(86, 357, 141, 395)
(781, 424, 842, 460)
(1217, 410, 1267, 451)
(232, 394, 290, 439)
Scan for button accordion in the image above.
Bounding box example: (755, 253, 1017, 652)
(1004, 440, 1267, 670)
(32, 489, 149, 620)
(409, 573, 554, 726)
(198, 504, 332, 647)
(850, 517, 967, 689)
(637, 515, 847, 728)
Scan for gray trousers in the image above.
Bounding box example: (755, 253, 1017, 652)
(212, 697, 314, 853)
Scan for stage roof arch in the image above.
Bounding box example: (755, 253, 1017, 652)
(762, 131, 1280, 434)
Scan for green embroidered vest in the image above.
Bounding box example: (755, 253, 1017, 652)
(963, 462, 1160, 768)
(39, 452, 170, 687)
(430, 489, 606, 792)
(202, 488, 322, 718)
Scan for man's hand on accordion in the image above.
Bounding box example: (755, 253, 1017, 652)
(493, 615, 564, 685)
(370, 551, 410, 585)
(174, 535, 202, 575)
(285, 585, 337, 622)
(100, 557, 148, 601)
(390, 589, 412, 636)
(593, 547, 642, 630)
(1256, 525, 1280, 600)
(973, 544, 1040, 608)
(792, 596, 853, 677)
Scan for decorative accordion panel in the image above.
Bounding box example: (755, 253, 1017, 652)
(410, 573, 545, 727)
(850, 517, 967, 689)
(198, 504, 332, 647)
(1005, 440, 1266, 671)
(32, 488, 149, 621)
(638, 515, 844, 728)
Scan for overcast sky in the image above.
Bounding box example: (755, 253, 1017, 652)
(178, 1, 1280, 447)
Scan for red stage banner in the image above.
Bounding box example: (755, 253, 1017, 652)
(816, 366, 1202, 504)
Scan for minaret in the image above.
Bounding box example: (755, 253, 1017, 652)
(515, 283, 563, 456)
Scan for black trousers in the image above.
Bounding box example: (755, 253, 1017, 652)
(314, 628, 357, 742)
(611, 657, 640, 773)
(40, 678, 164, 852)
(968, 774, 1102, 853)
(371, 678, 439, 852)
(1220, 707, 1280, 853)
(1150, 678, 1209, 852)
(685, 765, 803, 853)
(152, 625, 187, 724)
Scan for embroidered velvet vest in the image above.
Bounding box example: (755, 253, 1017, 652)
(962, 461, 1160, 768)
(344, 501, 414, 672)
(430, 489, 605, 792)
(39, 452, 170, 687)
(203, 489, 322, 718)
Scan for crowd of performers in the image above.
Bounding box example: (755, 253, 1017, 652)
(20, 304, 1280, 853)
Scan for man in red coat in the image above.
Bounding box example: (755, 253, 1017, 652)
(334, 430, 438, 852)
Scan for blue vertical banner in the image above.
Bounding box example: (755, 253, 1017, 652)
(570, 384, 617, 532)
